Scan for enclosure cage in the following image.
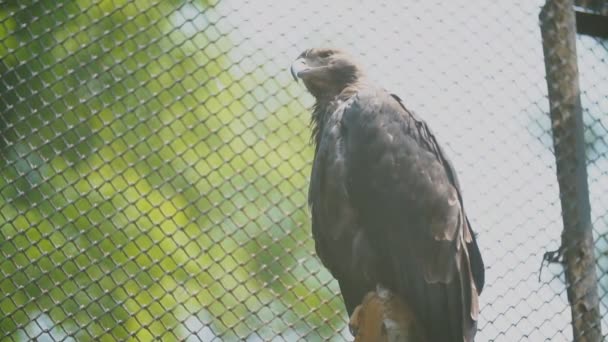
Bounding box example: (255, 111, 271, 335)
(0, 0, 607, 341)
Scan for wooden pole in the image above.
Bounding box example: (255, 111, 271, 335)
(539, 0, 602, 341)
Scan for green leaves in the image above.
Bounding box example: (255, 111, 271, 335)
(0, 0, 345, 340)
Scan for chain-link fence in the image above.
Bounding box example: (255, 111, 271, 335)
(0, 0, 606, 341)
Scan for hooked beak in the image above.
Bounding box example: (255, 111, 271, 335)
(290, 58, 309, 81)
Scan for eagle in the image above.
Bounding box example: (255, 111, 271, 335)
(290, 48, 485, 342)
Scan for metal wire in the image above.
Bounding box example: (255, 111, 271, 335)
(0, 0, 606, 341)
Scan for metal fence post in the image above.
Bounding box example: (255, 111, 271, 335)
(539, 1, 602, 341)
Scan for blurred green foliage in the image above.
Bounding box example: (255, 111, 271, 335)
(0, 0, 345, 340)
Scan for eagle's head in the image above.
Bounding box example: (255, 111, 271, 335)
(291, 48, 364, 100)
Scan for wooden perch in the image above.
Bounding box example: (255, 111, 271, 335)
(348, 286, 427, 342)
(539, 0, 602, 340)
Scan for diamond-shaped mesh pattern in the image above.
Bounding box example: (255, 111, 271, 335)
(581, 33, 608, 332)
(0, 0, 606, 341)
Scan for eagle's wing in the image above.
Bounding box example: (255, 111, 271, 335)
(390, 94, 485, 296)
(310, 87, 483, 342)
(308, 97, 377, 314)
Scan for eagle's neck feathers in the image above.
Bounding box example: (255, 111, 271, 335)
(310, 82, 364, 147)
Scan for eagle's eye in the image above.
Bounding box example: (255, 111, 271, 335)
(318, 51, 332, 59)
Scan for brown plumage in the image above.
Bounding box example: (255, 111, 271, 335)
(349, 285, 428, 342)
(291, 48, 485, 342)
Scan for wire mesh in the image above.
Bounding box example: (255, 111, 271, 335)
(580, 32, 608, 340)
(0, 0, 606, 341)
